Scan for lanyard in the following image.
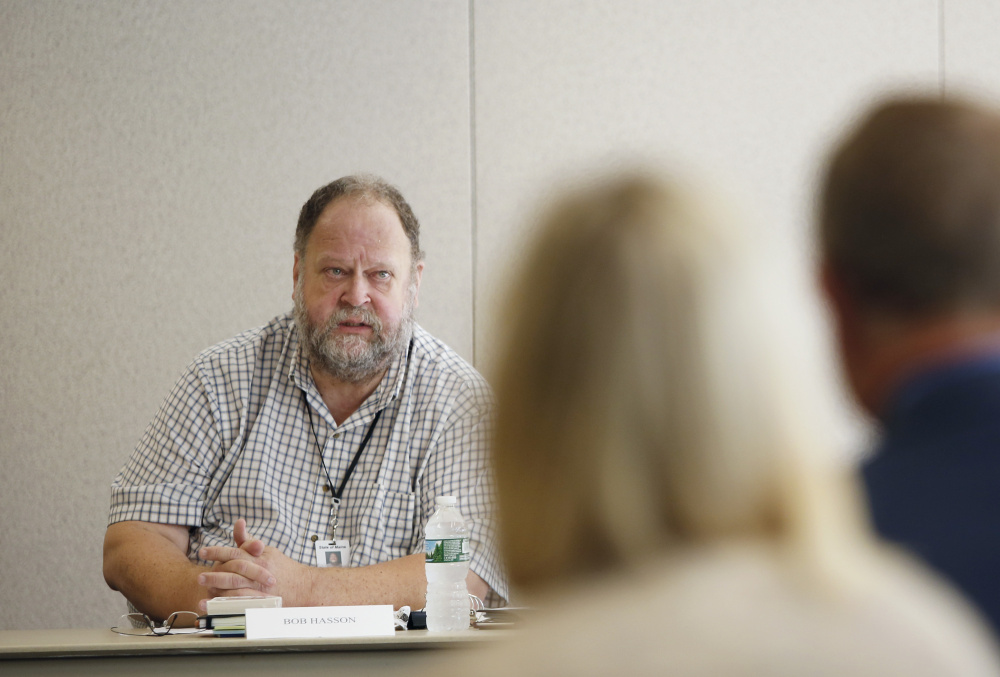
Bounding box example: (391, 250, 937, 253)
(303, 392, 383, 539)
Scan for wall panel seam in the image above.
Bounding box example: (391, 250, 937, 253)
(468, 0, 479, 365)
(939, 0, 946, 94)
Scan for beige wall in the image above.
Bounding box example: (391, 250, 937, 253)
(1, 0, 996, 630)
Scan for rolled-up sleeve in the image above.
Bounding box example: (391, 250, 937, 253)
(421, 380, 507, 605)
(109, 364, 223, 527)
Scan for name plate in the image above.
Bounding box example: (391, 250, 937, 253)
(245, 605, 395, 640)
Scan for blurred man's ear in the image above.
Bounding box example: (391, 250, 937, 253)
(819, 260, 852, 332)
(819, 259, 874, 408)
(819, 260, 869, 367)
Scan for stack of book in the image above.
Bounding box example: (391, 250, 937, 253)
(199, 595, 282, 637)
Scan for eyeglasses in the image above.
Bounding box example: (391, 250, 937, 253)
(111, 611, 205, 636)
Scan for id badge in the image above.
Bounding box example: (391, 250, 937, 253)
(314, 539, 350, 568)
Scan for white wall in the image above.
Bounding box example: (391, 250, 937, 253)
(0, 0, 993, 630)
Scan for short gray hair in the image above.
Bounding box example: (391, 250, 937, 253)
(295, 174, 424, 262)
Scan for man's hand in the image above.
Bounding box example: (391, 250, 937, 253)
(233, 518, 265, 557)
(196, 520, 496, 611)
(197, 518, 314, 610)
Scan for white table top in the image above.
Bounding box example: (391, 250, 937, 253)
(0, 626, 508, 660)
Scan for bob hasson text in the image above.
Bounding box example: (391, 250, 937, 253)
(283, 616, 357, 625)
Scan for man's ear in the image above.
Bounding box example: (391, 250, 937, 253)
(411, 261, 425, 309)
(819, 260, 854, 331)
(819, 259, 867, 364)
(820, 261, 842, 312)
(292, 253, 301, 302)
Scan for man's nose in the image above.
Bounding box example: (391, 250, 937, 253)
(341, 273, 370, 307)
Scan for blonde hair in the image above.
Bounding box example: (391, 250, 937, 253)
(492, 172, 851, 591)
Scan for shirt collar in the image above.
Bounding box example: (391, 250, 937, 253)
(885, 348, 1000, 426)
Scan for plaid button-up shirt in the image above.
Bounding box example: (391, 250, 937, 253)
(110, 313, 506, 604)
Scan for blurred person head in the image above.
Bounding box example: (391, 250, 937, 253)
(819, 95, 1000, 416)
(491, 172, 854, 593)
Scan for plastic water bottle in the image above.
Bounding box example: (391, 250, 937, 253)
(424, 495, 470, 631)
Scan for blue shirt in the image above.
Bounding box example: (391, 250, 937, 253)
(864, 352, 1000, 633)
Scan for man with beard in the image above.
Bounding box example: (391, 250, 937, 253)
(103, 175, 505, 621)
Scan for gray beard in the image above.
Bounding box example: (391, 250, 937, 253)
(293, 284, 414, 384)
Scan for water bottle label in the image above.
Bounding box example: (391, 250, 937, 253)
(425, 537, 470, 563)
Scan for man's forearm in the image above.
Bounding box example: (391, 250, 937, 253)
(190, 522, 496, 610)
(308, 552, 427, 609)
(307, 555, 491, 608)
(103, 521, 210, 622)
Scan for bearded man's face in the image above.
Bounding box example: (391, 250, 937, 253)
(292, 196, 422, 383)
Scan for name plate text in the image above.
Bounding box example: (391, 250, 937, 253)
(245, 605, 395, 640)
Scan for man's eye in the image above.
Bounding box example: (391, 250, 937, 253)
(328, 267, 344, 275)
(374, 271, 390, 280)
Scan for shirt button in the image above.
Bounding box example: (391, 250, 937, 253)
(322, 485, 331, 492)
(333, 432, 341, 439)
(310, 535, 318, 542)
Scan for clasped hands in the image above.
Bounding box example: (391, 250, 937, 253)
(197, 518, 311, 611)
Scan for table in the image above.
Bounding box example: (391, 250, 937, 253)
(0, 626, 511, 676)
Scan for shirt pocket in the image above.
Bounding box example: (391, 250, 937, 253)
(352, 483, 416, 566)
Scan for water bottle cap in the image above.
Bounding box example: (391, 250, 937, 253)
(435, 495, 457, 507)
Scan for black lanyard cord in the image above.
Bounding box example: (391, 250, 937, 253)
(303, 393, 383, 502)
